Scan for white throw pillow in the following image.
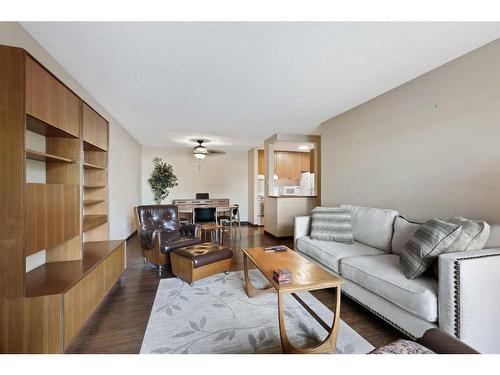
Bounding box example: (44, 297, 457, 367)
(341, 204, 399, 252)
(392, 216, 422, 256)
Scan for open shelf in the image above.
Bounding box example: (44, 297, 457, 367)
(26, 149, 75, 163)
(83, 162, 106, 170)
(25, 240, 124, 297)
(26, 115, 78, 139)
(83, 140, 107, 152)
(83, 199, 105, 205)
(84, 184, 106, 188)
(83, 214, 108, 232)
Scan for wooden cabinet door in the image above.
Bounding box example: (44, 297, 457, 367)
(289, 152, 302, 180)
(57, 83, 80, 137)
(83, 103, 108, 151)
(274, 152, 280, 178)
(63, 261, 106, 349)
(26, 56, 58, 127)
(275, 152, 288, 179)
(300, 152, 310, 173)
(25, 184, 80, 255)
(274, 151, 280, 178)
(258, 150, 264, 175)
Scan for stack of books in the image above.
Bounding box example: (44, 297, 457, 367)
(264, 245, 288, 253)
(273, 268, 292, 284)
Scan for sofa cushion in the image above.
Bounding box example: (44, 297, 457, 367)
(485, 224, 500, 249)
(400, 219, 462, 279)
(296, 236, 385, 273)
(341, 205, 399, 252)
(446, 216, 490, 252)
(392, 216, 422, 256)
(310, 207, 353, 244)
(340, 254, 438, 322)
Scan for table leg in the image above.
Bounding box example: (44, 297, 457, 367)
(278, 287, 341, 354)
(243, 252, 274, 298)
(230, 213, 233, 239)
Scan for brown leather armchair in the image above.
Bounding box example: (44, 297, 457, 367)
(134, 205, 202, 275)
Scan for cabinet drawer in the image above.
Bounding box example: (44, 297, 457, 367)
(83, 103, 108, 150)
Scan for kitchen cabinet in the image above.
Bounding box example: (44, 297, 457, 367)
(274, 151, 311, 180)
(301, 152, 310, 173)
(258, 149, 264, 175)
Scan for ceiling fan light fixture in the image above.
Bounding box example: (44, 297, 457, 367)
(193, 140, 208, 160)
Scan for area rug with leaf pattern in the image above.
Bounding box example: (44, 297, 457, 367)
(140, 270, 374, 354)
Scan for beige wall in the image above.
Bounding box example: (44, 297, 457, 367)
(321, 39, 500, 223)
(0, 22, 141, 240)
(141, 146, 249, 221)
(108, 124, 141, 238)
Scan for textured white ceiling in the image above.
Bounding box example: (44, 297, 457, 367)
(21, 22, 500, 150)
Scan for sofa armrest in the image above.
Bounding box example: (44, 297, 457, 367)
(294, 216, 311, 244)
(438, 248, 500, 353)
(138, 229, 163, 250)
(419, 328, 478, 354)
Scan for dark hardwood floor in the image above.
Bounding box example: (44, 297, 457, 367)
(66, 226, 404, 353)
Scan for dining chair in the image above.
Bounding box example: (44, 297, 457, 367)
(194, 207, 216, 223)
(218, 204, 241, 238)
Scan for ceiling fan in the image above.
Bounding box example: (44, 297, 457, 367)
(192, 139, 226, 160)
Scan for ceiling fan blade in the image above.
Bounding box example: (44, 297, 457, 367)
(207, 150, 226, 155)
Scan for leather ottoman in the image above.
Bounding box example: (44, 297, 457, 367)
(171, 243, 233, 285)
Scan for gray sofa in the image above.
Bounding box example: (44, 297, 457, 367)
(294, 204, 500, 353)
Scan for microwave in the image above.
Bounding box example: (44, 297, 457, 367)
(280, 186, 299, 196)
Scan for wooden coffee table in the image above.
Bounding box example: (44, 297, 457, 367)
(241, 246, 344, 354)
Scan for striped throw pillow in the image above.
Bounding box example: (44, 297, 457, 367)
(400, 218, 462, 279)
(310, 207, 353, 244)
(446, 215, 490, 252)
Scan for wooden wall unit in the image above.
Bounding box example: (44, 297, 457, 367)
(0, 45, 124, 353)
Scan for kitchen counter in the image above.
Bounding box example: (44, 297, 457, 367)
(264, 195, 319, 238)
(268, 195, 318, 198)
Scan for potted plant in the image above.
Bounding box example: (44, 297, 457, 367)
(148, 157, 178, 204)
